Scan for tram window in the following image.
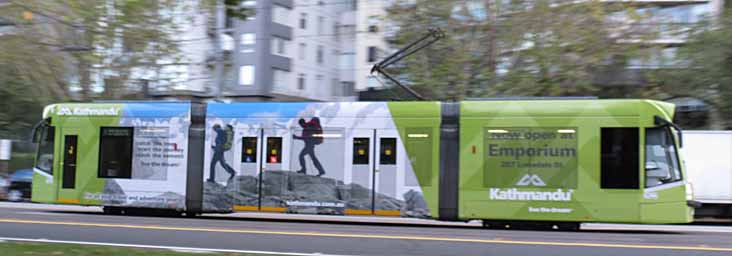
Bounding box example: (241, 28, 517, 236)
(406, 128, 433, 187)
(645, 127, 682, 187)
(353, 138, 370, 165)
(266, 137, 282, 163)
(600, 128, 639, 189)
(380, 138, 397, 165)
(34, 126, 55, 175)
(241, 137, 257, 163)
(98, 127, 133, 179)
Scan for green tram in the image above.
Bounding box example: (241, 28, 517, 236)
(30, 99, 696, 229)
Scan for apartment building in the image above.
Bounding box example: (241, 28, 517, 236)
(221, 0, 361, 101)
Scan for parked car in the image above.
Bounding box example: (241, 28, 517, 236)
(0, 175, 8, 200)
(8, 169, 33, 202)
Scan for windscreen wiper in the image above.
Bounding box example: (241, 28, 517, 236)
(654, 115, 683, 148)
(370, 28, 445, 101)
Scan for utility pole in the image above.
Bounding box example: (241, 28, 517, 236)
(213, 0, 225, 100)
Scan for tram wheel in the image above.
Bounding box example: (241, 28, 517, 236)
(102, 206, 123, 215)
(482, 220, 512, 229)
(557, 222, 580, 231)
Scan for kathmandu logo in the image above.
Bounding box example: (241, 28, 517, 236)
(57, 107, 119, 116)
(489, 188, 574, 202)
(516, 174, 546, 187)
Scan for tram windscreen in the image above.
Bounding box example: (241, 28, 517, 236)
(645, 127, 682, 187)
(34, 126, 55, 175)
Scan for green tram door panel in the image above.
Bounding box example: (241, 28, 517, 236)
(58, 128, 82, 204)
(62, 135, 78, 189)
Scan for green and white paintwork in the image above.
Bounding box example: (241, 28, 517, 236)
(459, 100, 691, 224)
(30, 99, 691, 224)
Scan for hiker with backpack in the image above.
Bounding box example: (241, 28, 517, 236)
(208, 124, 236, 184)
(293, 117, 326, 177)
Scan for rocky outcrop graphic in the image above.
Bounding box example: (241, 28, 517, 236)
(203, 171, 431, 218)
(101, 180, 186, 210)
(203, 181, 234, 212)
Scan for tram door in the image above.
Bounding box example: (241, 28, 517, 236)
(235, 129, 285, 211)
(373, 129, 401, 216)
(260, 129, 286, 212)
(348, 129, 376, 215)
(234, 129, 262, 211)
(57, 128, 81, 203)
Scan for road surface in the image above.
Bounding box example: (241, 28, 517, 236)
(0, 202, 731, 256)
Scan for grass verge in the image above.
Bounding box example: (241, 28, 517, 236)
(0, 241, 284, 256)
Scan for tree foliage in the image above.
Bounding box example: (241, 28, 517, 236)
(385, 0, 659, 100)
(0, 0, 209, 100)
(0, 63, 55, 139)
(652, 12, 732, 129)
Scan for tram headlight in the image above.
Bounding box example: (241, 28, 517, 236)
(685, 182, 694, 201)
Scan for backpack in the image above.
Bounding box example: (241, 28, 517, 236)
(223, 124, 234, 150)
(311, 119, 324, 145)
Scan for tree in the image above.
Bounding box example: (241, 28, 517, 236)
(651, 10, 732, 129)
(385, 0, 659, 100)
(0, 0, 231, 100)
(0, 63, 55, 139)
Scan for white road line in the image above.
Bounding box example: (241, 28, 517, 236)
(2, 202, 732, 234)
(0, 237, 355, 256)
(583, 223, 732, 234)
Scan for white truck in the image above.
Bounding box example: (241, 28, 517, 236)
(681, 131, 732, 219)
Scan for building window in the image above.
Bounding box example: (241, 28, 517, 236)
(98, 127, 134, 179)
(367, 46, 379, 62)
(273, 69, 290, 90)
(272, 37, 288, 55)
(240, 33, 255, 53)
(316, 74, 323, 88)
(339, 52, 355, 69)
(318, 16, 325, 35)
(298, 43, 306, 60)
(300, 13, 307, 29)
(317, 45, 324, 64)
(272, 4, 291, 25)
(367, 16, 379, 33)
(334, 22, 341, 41)
(298, 73, 306, 90)
(239, 65, 255, 86)
(341, 82, 354, 96)
(601, 128, 639, 189)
